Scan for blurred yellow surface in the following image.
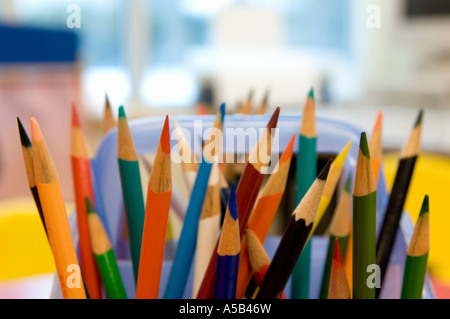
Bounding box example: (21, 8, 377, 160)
(383, 152, 450, 284)
(0, 197, 74, 281)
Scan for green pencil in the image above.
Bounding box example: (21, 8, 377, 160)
(401, 195, 429, 299)
(117, 105, 145, 282)
(86, 197, 127, 299)
(291, 88, 317, 299)
(319, 172, 351, 299)
(353, 132, 377, 299)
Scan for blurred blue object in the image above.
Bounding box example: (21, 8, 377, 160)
(0, 24, 78, 63)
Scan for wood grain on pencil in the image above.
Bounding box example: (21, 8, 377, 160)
(136, 115, 172, 299)
(31, 117, 86, 299)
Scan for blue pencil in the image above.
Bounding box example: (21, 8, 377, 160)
(164, 104, 225, 299)
(214, 183, 240, 299)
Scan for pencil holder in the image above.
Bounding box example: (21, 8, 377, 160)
(51, 114, 435, 299)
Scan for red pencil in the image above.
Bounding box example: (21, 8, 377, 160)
(71, 103, 102, 299)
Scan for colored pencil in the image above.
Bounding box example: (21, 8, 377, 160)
(312, 140, 352, 236)
(192, 161, 221, 297)
(376, 110, 423, 298)
(86, 197, 127, 299)
(291, 87, 317, 299)
(344, 112, 383, 294)
(196, 107, 280, 299)
(319, 172, 352, 299)
(353, 132, 377, 299)
(102, 93, 117, 135)
(214, 183, 240, 299)
(255, 159, 331, 299)
(70, 103, 103, 299)
(245, 229, 286, 299)
(254, 89, 270, 115)
(173, 119, 198, 193)
(117, 105, 146, 282)
(235, 133, 295, 299)
(164, 107, 225, 299)
(136, 115, 172, 299)
(17, 117, 46, 236)
(401, 195, 430, 299)
(30, 117, 86, 299)
(328, 238, 351, 299)
(368, 111, 383, 184)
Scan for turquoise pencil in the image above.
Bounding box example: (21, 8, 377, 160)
(291, 88, 317, 299)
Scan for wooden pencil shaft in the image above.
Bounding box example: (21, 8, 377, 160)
(401, 254, 428, 299)
(118, 159, 145, 281)
(320, 235, 348, 299)
(353, 191, 376, 299)
(256, 216, 313, 299)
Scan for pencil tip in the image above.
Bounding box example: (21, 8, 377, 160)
(414, 109, 424, 128)
(373, 111, 383, 132)
(85, 196, 95, 214)
(118, 105, 126, 119)
(359, 132, 371, 159)
(30, 117, 43, 142)
(220, 102, 226, 124)
(279, 134, 296, 163)
(161, 115, 171, 154)
(267, 106, 280, 130)
(17, 117, 31, 147)
(333, 238, 344, 266)
(308, 87, 314, 100)
(228, 182, 238, 221)
(71, 102, 81, 128)
(318, 158, 332, 181)
(419, 194, 429, 217)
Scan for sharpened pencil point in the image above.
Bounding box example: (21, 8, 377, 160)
(71, 102, 81, 128)
(308, 87, 314, 100)
(228, 183, 238, 221)
(17, 117, 32, 148)
(220, 103, 226, 124)
(85, 196, 95, 214)
(30, 117, 43, 142)
(419, 195, 429, 217)
(359, 132, 371, 159)
(267, 106, 280, 130)
(333, 238, 344, 266)
(279, 134, 296, 164)
(318, 158, 332, 181)
(414, 109, 424, 128)
(118, 105, 126, 119)
(161, 115, 171, 155)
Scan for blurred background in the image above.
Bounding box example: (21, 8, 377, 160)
(1, 0, 450, 298)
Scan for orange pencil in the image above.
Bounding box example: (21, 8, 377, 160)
(246, 229, 286, 299)
(136, 115, 172, 299)
(328, 238, 351, 299)
(31, 117, 86, 299)
(235, 133, 295, 299)
(70, 103, 102, 299)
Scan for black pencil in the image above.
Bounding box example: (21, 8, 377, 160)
(255, 158, 332, 299)
(376, 110, 423, 298)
